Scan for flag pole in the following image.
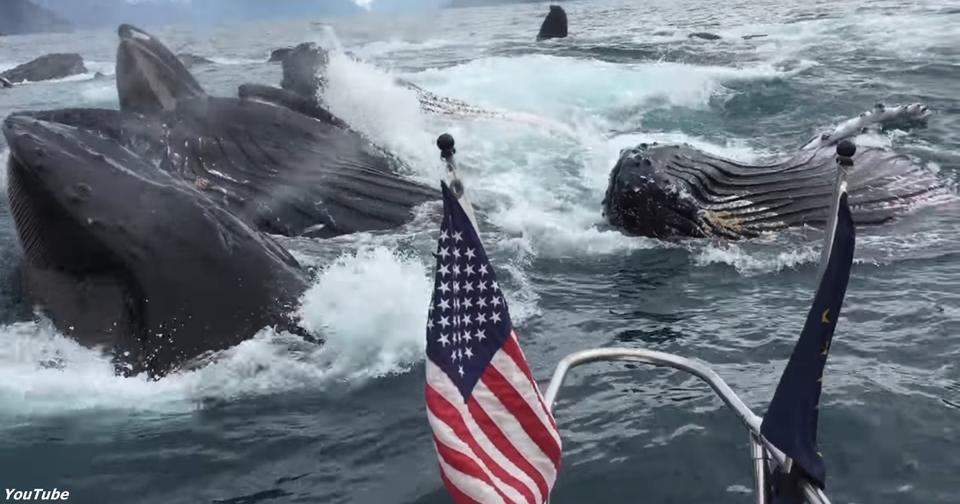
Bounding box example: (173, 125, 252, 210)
(817, 140, 856, 282)
(762, 140, 856, 502)
(437, 133, 480, 232)
(792, 140, 856, 475)
(427, 134, 564, 504)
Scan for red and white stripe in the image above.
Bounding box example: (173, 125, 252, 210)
(426, 331, 562, 504)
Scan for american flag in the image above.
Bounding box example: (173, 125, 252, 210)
(425, 181, 562, 504)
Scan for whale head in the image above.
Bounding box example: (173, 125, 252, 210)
(603, 144, 707, 238)
(116, 24, 206, 114)
(3, 111, 308, 378)
(281, 42, 330, 98)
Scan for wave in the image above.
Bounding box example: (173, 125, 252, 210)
(409, 54, 809, 117)
(318, 39, 823, 264)
(208, 56, 265, 65)
(79, 82, 118, 105)
(692, 240, 821, 276)
(0, 246, 436, 418)
(355, 37, 460, 58)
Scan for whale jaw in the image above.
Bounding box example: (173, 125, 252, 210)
(3, 113, 308, 378)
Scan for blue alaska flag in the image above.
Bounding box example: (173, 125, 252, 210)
(761, 192, 856, 501)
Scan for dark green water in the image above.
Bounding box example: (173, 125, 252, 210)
(0, 1, 958, 503)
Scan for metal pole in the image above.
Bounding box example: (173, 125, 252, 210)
(751, 433, 770, 504)
(437, 133, 480, 231)
(817, 140, 856, 281)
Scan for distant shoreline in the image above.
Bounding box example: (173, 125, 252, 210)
(443, 0, 549, 9)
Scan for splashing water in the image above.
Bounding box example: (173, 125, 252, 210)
(322, 52, 437, 174)
(296, 246, 432, 382)
(0, 247, 436, 417)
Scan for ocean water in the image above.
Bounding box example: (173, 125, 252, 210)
(0, 0, 958, 503)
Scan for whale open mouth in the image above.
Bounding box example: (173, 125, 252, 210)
(116, 23, 206, 113)
(3, 113, 309, 379)
(4, 115, 146, 371)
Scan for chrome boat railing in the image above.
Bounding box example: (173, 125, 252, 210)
(542, 348, 831, 504)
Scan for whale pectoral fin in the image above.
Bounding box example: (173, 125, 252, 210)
(165, 96, 439, 239)
(799, 103, 933, 151)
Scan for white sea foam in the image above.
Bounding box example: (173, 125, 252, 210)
(295, 246, 432, 382)
(355, 38, 458, 58)
(0, 148, 8, 189)
(0, 247, 438, 416)
(692, 241, 821, 276)
(79, 82, 117, 105)
(411, 55, 804, 117)
(208, 57, 263, 65)
(322, 52, 438, 176)
(319, 46, 792, 261)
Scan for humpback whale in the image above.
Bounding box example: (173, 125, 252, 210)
(603, 103, 948, 239)
(689, 32, 722, 40)
(238, 41, 578, 137)
(3, 113, 310, 378)
(22, 99, 440, 239)
(238, 83, 350, 129)
(177, 53, 215, 68)
(537, 5, 568, 41)
(0, 24, 446, 377)
(113, 24, 438, 239)
(240, 42, 497, 120)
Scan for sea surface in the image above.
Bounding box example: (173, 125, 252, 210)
(0, 0, 958, 503)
